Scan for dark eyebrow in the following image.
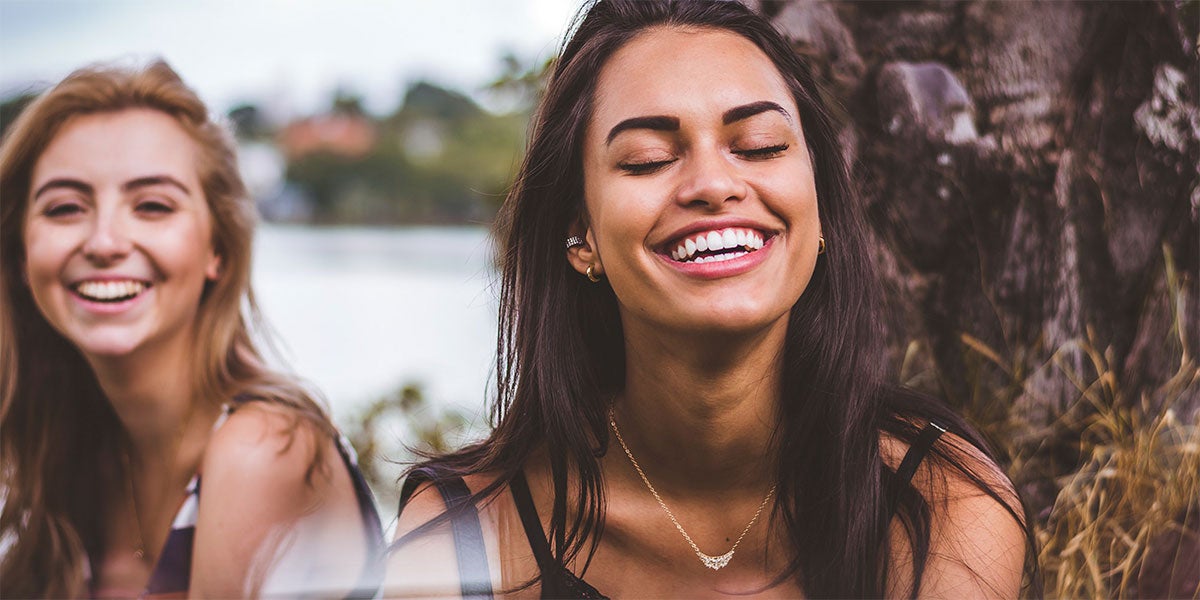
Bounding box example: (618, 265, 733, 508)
(722, 101, 791, 125)
(32, 178, 93, 201)
(123, 175, 192, 195)
(606, 115, 680, 145)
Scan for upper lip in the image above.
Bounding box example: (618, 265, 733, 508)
(656, 218, 780, 253)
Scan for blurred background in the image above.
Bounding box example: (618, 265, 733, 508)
(2, 0, 576, 514)
(3, 1, 1198, 596)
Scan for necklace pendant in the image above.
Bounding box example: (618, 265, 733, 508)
(134, 548, 145, 560)
(698, 549, 734, 570)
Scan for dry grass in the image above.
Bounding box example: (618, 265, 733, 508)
(1035, 374, 1199, 598)
(958, 247, 1200, 598)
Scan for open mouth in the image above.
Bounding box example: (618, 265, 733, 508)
(666, 227, 769, 264)
(72, 280, 152, 303)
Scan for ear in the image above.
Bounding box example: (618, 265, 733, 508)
(205, 251, 222, 281)
(566, 220, 602, 278)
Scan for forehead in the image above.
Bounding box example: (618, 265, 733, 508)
(32, 108, 200, 187)
(590, 26, 797, 130)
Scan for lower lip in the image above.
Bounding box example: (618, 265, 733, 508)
(658, 236, 776, 278)
(70, 287, 151, 314)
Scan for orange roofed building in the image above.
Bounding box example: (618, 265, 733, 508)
(278, 113, 377, 160)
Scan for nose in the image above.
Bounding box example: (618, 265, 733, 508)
(674, 145, 748, 210)
(82, 209, 132, 266)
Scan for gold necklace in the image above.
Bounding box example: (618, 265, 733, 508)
(609, 408, 775, 571)
(122, 416, 192, 565)
(122, 452, 148, 563)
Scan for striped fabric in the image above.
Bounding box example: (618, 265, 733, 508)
(90, 407, 384, 599)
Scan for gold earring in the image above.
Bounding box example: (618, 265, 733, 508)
(817, 236, 826, 255)
(586, 265, 602, 283)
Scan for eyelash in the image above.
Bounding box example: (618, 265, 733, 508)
(619, 159, 675, 175)
(618, 144, 790, 175)
(43, 203, 83, 218)
(735, 143, 789, 159)
(40, 199, 175, 218)
(137, 199, 174, 214)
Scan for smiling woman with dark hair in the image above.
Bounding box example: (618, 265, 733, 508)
(386, 1, 1036, 597)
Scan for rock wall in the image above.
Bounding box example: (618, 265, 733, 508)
(753, 1, 1198, 438)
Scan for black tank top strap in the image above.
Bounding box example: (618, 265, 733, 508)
(895, 420, 947, 487)
(397, 470, 494, 600)
(509, 470, 608, 599)
(509, 470, 557, 575)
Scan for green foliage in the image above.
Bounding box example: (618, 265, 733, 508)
(341, 382, 469, 512)
(285, 79, 528, 224)
(0, 91, 39, 139)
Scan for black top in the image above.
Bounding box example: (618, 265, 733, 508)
(509, 472, 608, 599)
(397, 422, 946, 599)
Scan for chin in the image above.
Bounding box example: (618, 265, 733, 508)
(670, 305, 793, 337)
(64, 328, 147, 360)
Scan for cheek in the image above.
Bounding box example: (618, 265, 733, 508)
(21, 226, 68, 285)
(144, 221, 215, 278)
(587, 188, 656, 256)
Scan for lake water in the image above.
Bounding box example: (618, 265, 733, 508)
(251, 225, 498, 432)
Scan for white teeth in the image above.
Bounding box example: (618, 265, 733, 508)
(667, 228, 769, 263)
(706, 231, 723, 251)
(75, 280, 146, 301)
(693, 250, 748, 264)
(722, 229, 738, 248)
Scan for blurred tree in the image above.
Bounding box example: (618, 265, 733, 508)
(400, 81, 481, 121)
(485, 51, 555, 114)
(0, 92, 39, 138)
(283, 80, 524, 224)
(332, 87, 367, 116)
(228, 102, 268, 140)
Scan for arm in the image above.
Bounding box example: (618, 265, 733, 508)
(190, 403, 370, 598)
(885, 432, 1028, 599)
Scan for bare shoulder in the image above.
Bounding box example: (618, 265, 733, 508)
(193, 401, 368, 597)
(882, 427, 1028, 598)
(387, 472, 510, 597)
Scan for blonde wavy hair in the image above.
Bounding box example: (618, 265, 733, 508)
(0, 60, 334, 597)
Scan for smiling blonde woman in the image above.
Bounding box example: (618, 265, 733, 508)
(386, 1, 1038, 598)
(0, 61, 382, 598)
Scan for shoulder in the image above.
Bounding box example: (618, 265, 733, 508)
(387, 471, 507, 597)
(881, 423, 1028, 597)
(203, 401, 329, 486)
(193, 401, 370, 596)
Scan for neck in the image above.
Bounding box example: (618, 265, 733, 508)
(87, 326, 213, 462)
(611, 318, 786, 495)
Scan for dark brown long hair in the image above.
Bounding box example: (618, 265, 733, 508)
(0, 60, 338, 598)
(396, 1, 1037, 596)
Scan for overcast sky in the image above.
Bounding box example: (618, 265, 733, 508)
(0, 0, 578, 117)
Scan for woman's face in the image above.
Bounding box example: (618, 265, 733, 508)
(577, 27, 821, 338)
(22, 108, 219, 360)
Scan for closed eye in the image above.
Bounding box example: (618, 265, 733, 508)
(735, 143, 789, 159)
(136, 199, 175, 214)
(44, 203, 84, 218)
(618, 159, 676, 175)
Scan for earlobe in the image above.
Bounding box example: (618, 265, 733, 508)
(206, 253, 222, 281)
